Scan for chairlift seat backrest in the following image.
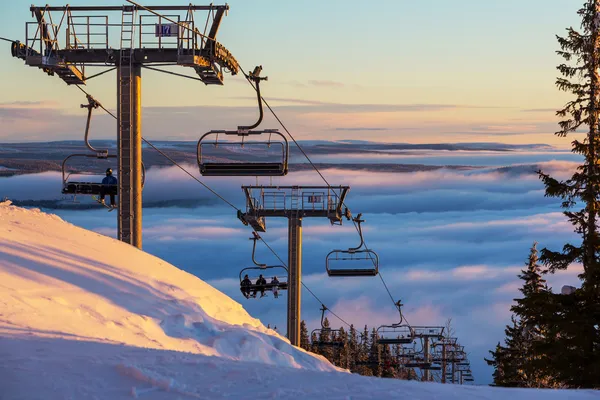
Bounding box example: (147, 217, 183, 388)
(377, 324, 414, 345)
(326, 249, 379, 277)
(310, 328, 346, 348)
(198, 130, 289, 177)
(61, 153, 145, 197)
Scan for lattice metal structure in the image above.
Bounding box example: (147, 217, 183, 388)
(431, 337, 473, 384)
(240, 185, 350, 346)
(11, 3, 239, 248)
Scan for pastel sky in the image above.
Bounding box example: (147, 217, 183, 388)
(0, 1, 585, 145)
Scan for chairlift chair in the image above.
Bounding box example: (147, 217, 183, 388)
(310, 305, 346, 348)
(60, 94, 146, 198)
(376, 300, 415, 345)
(326, 214, 379, 277)
(197, 66, 289, 177)
(377, 324, 415, 345)
(61, 154, 146, 196)
(310, 327, 345, 348)
(239, 232, 289, 299)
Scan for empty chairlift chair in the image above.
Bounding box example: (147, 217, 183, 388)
(377, 324, 415, 345)
(376, 300, 415, 345)
(310, 305, 345, 348)
(197, 66, 289, 177)
(197, 129, 288, 176)
(326, 214, 379, 277)
(239, 232, 289, 299)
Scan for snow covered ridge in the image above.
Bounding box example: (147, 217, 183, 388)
(0, 201, 338, 372)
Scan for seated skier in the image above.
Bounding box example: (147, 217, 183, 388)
(271, 276, 280, 299)
(252, 274, 267, 298)
(99, 168, 118, 207)
(240, 274, 252, 299)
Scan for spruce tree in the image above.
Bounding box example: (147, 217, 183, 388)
(336, 326, 350, 368)
(355, 327, 373, 376)
(318, 317, 333, 361)
(536, 0, 600, 386)
(510, 242, 551, 387)
(310, 330, 320, 355)
(369, 327, 382, 377)
(299, 320, 310, 351)
(348, 324, 359, 371)
(485, 342, 507, 386)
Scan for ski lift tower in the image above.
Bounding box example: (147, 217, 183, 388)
(240, 185, 350, 346)
(11, 3, 239, 249)
(412, 326, 445, 382)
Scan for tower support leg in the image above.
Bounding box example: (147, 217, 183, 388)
(423, 336, 430, 381)
(287, 215, 302, 346)
(117, 62, 142, 249)
(131, 65, 142, 249)
(442, 343, 447, 384)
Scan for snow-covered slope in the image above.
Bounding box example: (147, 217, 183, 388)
(0, 201, 336, 371)
(1, 201, 598, 399)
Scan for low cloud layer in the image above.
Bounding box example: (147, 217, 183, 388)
(0, 151, 584, 383)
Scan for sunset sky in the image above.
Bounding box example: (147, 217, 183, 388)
(0, 0, 583, 145)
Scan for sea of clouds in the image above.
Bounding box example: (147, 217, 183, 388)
(0, 150, 584, 383)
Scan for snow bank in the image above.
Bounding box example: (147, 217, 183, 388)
(0, 201, 336, 371)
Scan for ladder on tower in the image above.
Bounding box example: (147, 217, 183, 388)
(118, 6, 136, 243)
(290, 187, 299, 210)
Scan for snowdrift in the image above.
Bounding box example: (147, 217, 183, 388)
(0, 201, 336, 371)
(2, 201, 599, 399)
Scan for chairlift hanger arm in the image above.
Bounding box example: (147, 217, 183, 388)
(80, 94, 107, 156)
(320, 304, 328, 328)
(238, 66, 268, 132)
(348, 214, 365, 251)
(250, 232, 267, 268)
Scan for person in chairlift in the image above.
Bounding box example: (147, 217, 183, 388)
(99, 168, 118, 207)
(253, 274, 267, 298)
(271, 276, 280, 299)
(240, 274, 252, 298)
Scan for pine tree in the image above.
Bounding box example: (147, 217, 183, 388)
(348, 324, 359, 371)
(336, 326, 350, 368)
(484, 317, 525, 387)
(536, 0, 600, 387)
(299, 320, 310, 351)
(318, 317, 334, 361)
(509, 243, 553, 387)
(485, 342, 507, 386)
(355, 326, 373, 376)
(369, 327, 382, 377)
(310, 330, 320, 355)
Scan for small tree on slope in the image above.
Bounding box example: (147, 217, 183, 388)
(486, 243, 552, 387)
(299, 320, 310, 351)
(510, 243, 554, 387)
(537, 0, 600, 387)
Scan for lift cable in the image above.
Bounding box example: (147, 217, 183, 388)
(72, 84, 352, 329)
(141, 65, 205, 83)
(238, 65, 400, 313)
(84, 67, 117, 81)
(75, 85, 117, 119)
